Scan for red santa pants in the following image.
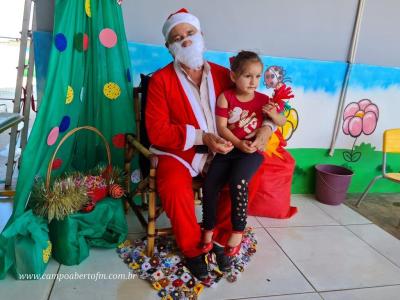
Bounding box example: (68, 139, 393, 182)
(156, 156, 233, 258)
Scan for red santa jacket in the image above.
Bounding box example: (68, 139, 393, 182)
(145, 61, 232, 176)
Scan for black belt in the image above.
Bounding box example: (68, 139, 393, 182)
(195, 145, 209, 154)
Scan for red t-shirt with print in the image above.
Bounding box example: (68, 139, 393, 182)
(216, 89, 270, 140)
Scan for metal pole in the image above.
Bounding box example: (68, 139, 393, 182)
(328, 0, 365, 156)
(5, 0, 33, 188)
(20, 3, 36, 151)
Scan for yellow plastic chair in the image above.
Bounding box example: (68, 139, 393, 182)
(356, 129, 400, 212)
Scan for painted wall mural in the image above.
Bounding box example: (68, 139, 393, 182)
(263, 66, 299, 142)
(33, 34, 400, 193)
(128, 42, 400, 194)
(342, 99, 379, 163)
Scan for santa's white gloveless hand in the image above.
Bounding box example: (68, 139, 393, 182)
(203, 133, 233, 154)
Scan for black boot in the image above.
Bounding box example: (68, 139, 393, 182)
(212, 244, 232, 272)
(185, 254, 209, 280)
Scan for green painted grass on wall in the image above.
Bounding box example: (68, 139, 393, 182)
(289, 146, 400, 193)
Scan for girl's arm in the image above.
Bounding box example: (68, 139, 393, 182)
(216, 94, 241, 146)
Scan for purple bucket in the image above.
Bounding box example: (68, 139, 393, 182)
(315, 164, 353, 205)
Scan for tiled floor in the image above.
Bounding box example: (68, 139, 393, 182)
(1, 194, 400, 300)
(345, 194, 400, 240)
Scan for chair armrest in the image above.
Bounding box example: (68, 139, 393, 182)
(124, 133, 157, 195)
(125, 134, 158, 169)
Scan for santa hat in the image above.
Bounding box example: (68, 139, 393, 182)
(162, 8, 201, 41)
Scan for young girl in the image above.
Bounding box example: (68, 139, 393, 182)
(201, 51, 286, 256)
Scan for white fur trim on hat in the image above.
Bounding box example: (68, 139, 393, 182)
(162, 9, 201, 41)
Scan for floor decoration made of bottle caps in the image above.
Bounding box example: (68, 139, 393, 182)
(116, 228, 257, 299)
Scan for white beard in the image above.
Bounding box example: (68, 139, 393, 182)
(169, 32, 205, 70)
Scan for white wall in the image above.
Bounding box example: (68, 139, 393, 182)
(122, 0, 358, 62)
(355, 0, 400, 66)
(35, 0, 400, 67)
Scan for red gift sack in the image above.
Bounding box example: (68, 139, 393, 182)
(248, 131, 297, 218)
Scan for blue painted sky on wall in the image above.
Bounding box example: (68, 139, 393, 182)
(128, 42, 400, 94)
(349, 63, 400, 89)
(128, 42, 347, 94)
(31, 33, 400, 96)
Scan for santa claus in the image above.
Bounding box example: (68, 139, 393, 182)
(145, 8, 272, 280)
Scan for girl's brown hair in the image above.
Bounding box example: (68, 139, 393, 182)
(230, 51, 263, 75)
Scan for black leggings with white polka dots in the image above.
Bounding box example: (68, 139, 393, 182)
(202, 148, 264, 232)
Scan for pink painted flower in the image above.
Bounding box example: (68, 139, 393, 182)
(342, 99, 379, 138)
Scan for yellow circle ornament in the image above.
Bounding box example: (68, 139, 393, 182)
(85, 0, 91, 18)
(42, 241, 52, 263)
(103, 82, 121, 100)
(65, 85, 74, 104)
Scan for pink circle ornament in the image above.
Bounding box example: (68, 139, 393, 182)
(99, 28, 117, 48)
(47, 127, 60, 146)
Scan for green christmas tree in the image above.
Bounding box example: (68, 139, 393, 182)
(1, 0, 135, 279)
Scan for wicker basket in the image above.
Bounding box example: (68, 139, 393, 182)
(33, 126, 112, 221)
(46, 125, 111, 190)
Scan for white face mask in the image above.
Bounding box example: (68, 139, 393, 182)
(168, 32, 205, 70)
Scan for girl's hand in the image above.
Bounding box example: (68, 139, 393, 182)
(262, 103, 279, 117)
(236, 140, 257, 153)
(246, 126, 272, 151)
